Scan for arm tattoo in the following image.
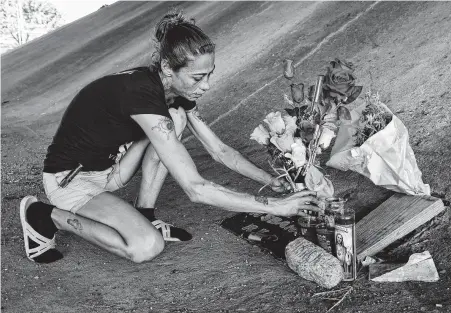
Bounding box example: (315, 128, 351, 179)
(151, 117, 175, 140)
(191, 108, 207, 124)
(255, 195, 269, 205)
(67, 218, 83, 231)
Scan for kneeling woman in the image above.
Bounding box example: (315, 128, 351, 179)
(20, 12, 321, 264)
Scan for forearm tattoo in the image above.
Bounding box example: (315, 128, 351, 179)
(67, 218, 83, 231)
(255, 195, 269, 205)
(191, 108, 207, 124)
(151, 117, 175, 140)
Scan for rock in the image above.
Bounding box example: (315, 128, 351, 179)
(285, 237, 343, 289)
(371, 251, 439, 282)
(369, 263, 405, 279)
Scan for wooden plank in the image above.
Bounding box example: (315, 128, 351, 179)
(356, 194, 445, 261)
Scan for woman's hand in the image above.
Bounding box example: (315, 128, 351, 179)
(271, 190, 324, 217)
(269, 177, 292, 193)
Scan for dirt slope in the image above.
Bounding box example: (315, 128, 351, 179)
(2, 1, 451, 312)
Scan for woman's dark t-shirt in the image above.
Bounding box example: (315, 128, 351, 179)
(43, 67, 196, 173)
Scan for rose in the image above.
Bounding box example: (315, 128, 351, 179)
(270, 132, 295, 153)
(283, 115, 297, 135)
(323, 59, 355, 99)
(250, 124, 270, 145)
(284, 138, 307, 168)
(283, 59, 295, 79)
(290, 83, 304, 103)
(323, 58, 362, 104)
(298, 120, 316, 143)
(270, 115, 296, 152)
(264, 111, 286, 135)
(255, 113, 298, 152)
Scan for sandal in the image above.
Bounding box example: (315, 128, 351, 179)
(20, 196, 56, 261)
(151, 219, 190, 242)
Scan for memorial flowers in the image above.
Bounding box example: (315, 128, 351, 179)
(252, 57, 430, 196)
(327, 90, 430, 195)
(250, 58, 363, 197)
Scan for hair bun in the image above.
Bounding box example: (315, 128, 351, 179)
(155, 12, 189, 42)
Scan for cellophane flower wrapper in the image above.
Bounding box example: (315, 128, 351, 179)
(304, 165, 335, 198)
(326, 103, 430, 196)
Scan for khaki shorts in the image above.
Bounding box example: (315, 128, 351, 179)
(43, 163, 126, 214)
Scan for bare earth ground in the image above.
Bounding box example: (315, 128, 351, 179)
(1, 1, 451, 312)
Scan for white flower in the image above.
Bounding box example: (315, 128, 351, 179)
(250, 124, 270, 145)
(284, 139, 307, 168)
(270, 132, 295, 153)
(264, 111, 285, 135)
(318, 127, 336, 150)
(283, 115, 298, 135)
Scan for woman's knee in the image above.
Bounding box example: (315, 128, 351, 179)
(126, 232, 165, 263)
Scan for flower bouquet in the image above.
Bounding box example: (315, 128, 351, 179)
(327, 90, 430, 195)
(250, 58, 364, 198)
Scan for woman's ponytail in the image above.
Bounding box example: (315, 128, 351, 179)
(152, 10, 215, 71)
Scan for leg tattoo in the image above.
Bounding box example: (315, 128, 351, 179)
(67, 218, 83, 231)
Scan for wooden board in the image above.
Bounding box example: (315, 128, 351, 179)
(356, 194, 445, 261)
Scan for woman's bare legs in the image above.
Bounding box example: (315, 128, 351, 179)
(48, 107, 189, 262)
(46, 136, 165, 263)
(51, 192, 164, 263)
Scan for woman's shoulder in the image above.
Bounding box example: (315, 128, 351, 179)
(116, 67, 167, 114)
(111, 67, 163, 91)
